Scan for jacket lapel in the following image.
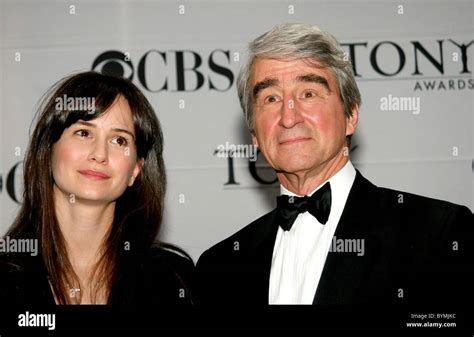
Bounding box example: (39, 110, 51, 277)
(247, 210, 279, 304)
(313, 170, 383, 305)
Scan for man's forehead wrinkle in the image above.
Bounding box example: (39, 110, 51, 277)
(254, 73, 331, 88)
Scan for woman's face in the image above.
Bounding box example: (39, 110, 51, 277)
(51, 95, 144, 204)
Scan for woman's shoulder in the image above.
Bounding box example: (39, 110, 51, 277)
(0, 253, 41, 306)
(137, 243, 195, 305)
(146, 243, 194, 274)
(0, 253, 28, 273)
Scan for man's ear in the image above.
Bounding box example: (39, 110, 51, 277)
(345, 104, 359, 137)
(129, 158, 145, 186)
(251, 133, 259, 147)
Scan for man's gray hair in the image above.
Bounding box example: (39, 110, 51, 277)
(237, 23, 361, 135)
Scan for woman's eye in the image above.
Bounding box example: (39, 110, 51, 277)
(112, 136, 128, 146)
(74, 129, 90, 137)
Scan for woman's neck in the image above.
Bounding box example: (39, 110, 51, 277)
(53, 186, 115, 303)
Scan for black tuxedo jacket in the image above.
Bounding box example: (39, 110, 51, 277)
(196, 171, 473, 307)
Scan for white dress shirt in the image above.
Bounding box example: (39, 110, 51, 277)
(268, 160, 356, 304)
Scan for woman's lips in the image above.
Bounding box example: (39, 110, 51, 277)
(78, 170, 110, 180)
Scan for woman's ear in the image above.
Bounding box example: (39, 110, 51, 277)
(129, 158, 145, 186)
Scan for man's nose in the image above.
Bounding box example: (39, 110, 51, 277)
(88, 138, 108, 163)
(279, 97, 303, 128)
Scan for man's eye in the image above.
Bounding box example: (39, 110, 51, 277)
(112, 136, 128, 146)
(74, 129, 90, 137)
(264, 95, 279, 104)
(303, 91, 317, 98)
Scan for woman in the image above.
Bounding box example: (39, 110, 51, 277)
(0, 71, 193, 307)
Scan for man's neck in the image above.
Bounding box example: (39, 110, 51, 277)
(277, 153, 349, 196)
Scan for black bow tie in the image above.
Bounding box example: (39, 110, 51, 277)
(275, 182, 332, 231)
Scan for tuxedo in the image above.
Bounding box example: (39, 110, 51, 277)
(196, 170, 473, 308)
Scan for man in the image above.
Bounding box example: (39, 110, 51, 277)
(196, 23, 473, 308)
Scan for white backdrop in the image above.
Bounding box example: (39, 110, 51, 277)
(1, 0, 472, 262)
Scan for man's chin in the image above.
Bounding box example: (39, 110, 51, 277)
(275, 161, 318, 175)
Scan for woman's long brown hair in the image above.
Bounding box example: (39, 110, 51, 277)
(6, 71, 167, 304)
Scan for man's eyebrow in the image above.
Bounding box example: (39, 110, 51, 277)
(296, 73, 331, 92)
(75, 121, 135, 140)
(252, 78, 279, 98)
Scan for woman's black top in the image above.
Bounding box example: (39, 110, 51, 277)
(0, 247, 194, 309)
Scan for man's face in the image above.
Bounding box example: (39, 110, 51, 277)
(250, 58, 358, 175)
